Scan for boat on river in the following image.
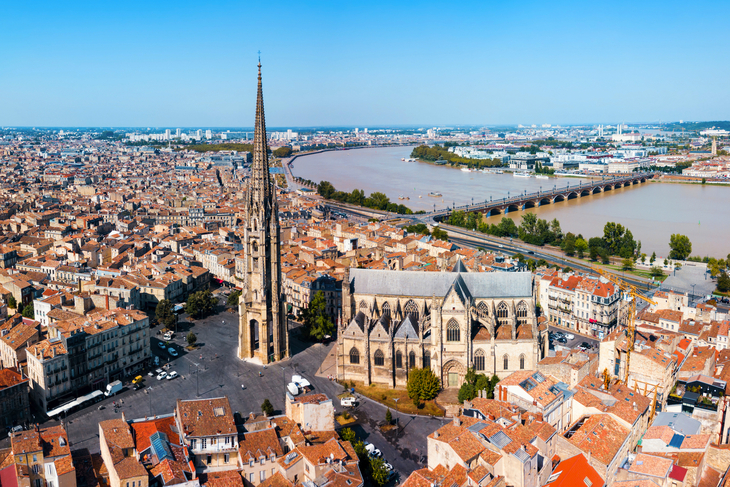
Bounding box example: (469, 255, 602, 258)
(428, 192, 442, 197)
(535, 174, 549, 179)
(513, 171, 531, 178)
(461, 167, 473, 172)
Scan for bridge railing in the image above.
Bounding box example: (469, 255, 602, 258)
(430, 173, 649, 216)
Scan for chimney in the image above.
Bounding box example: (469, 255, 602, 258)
(453, 416, 460, 427)
(434, 431, 439, 439)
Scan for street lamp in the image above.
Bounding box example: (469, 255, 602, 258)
(147, 386, 153, 416)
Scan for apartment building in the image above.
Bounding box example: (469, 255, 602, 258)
(0, 367, 31, 430)
(174, 397, 239, 471)
(8, 424, 76, 487)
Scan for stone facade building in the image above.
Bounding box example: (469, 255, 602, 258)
(337, 265, 546, 388)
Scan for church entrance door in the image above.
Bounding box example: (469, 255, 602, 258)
(448, 372, 458, 388)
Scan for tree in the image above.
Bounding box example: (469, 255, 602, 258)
(385, 409, 392, 425)
(589, 246, 599, 262)
(458, 382, 476, 403)
(301, 291, 335, 341)
(261, 398, 274, 416)
(155, 299, 177, 329)
(650, 266, 664, 278)
(340, 428, 357, 443)
(664, 258, 669, 266)
(622, 258, 634, 271)
(273, 146, 293, 157)
(185, 290, 217, 319)
(650, 251, 656, 264)
(431, 227, 449, 241)
(407, 367, 441, 400)
(317, 180, 336, 199)
(8, 295, 16, 309)
(370, 456, 390, 487)
(227, 290, 241, 307)
(599, 247, 610, 265)
(717, 271, 730, 293)
(562, 232, 576, 256)
(21, 302, 34, 319)
(186, 332, 197, 347)
(575, 238, 588, 259)
(669, 234, 692, 261)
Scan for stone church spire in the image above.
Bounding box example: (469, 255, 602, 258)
(238, 60, 289, 364)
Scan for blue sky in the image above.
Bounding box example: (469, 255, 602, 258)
(1, 0, 729, 127)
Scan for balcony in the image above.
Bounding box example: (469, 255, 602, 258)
(192, 442, 237, 454)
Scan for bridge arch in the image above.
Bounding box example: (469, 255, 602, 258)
(567, 191, 579, 200)
(539, 198, 552, 206)
(592, 186, 602, 194)
(507, 204, 520, 213)
(486, 208, 502, 217)
(523, 200, 538, 209)
(553, 194, 565, 203)
(580, 189, 591, 197)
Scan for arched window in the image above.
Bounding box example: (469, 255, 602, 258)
(252, 241, 258, 252)
(359, 300, 368, 310)
(404, 300, 419, 322)
(382, 302, 391, 317)
(497, 302, 509, 325)
(423, 353, 431, 369)
(474, 349, 485, 371)
(503, 354, 509, 370)
(519, 354, 525, 370)
(446, 319, 460, 342)
(516, 301, 528, 325)
(374, 350, 385, 366)
(349, 347, 360, 365)
(409, 351, 416, 368)
(395, 351, 403, 368)
(477, 301, 489, 319)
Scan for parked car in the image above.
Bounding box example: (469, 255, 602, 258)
(163, 331, 174, 341)
(565, 333, 575, 340)
(364, 443, 381, 458)
(341, 397, 358, 407)
(154, 356, 160, 366)
(166, 371, 178, 380)
(156, 371, 167, 380)
(168, 347, 179, 357)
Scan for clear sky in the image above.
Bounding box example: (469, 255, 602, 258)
(1, 0, 729, 128)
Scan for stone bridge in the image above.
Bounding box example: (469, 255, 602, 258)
(431, 173, 655, 222)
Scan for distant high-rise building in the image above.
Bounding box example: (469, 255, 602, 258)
(206, 129, 212, 140)
(238, 61, 289, 364)
(354, 128, 359, 134)
(165, 129, 171, 140)
(176, 128, 181, 138)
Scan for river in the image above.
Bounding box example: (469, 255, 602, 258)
(291, 146, 730, 258)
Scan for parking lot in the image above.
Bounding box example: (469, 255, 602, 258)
(547, 325, 600, 354)
(1, 301, 431, 481)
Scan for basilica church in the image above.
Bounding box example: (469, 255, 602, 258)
(337, 263, 547, 388)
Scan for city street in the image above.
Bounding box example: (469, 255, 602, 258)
(4, 305, 434, 480)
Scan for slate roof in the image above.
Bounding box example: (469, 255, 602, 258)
(348, 268, 531, 298)
(652, 412, 701, 436)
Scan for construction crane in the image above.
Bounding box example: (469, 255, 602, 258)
(591, 265, 656, 385)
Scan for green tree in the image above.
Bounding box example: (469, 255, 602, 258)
(22, 302, 34, 319)
(155, 299, 177, 329)
(261, 398, 274, 416)
(497, 217, 518, 237)
(669, 234, 692, 261)
(575, 238, 588, 259)
(407, 367, 441, 400)
(340, 428, 357, 443)
(227, 290, 241, 307)
(302, 291, 335, 341)
(370, 457, 390, 487)
(718, 271, 730, 293)
(650, 266, 664, 278)
(650, 251, 656, 264)
(273, 146, 293, 157)
(317, 180, 336, 199)
(8, 295, 16, 309)
(186, 332, 197, 347)
(589, 246, 599, 262)
(622, 258, 635, 271)
(385, 409, 392, 425)
(664, 258, 669, 266)
(599, 247, 610, 265)
(458, 382, 476, 403)
(431, 227, 449, 241)
(603, 222, 626, 255)
(185, 289, 217, 319)
(562, 232, 576, 256)
(368, 192, 390, 211)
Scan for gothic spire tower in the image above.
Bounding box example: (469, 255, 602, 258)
(238, 61, 289, 363)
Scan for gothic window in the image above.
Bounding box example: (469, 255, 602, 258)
(252, 241, 258, 253)
(503, 354, 509, 370)
(474, 349, 485, 371)
(516, 301, 528, 325)
(409, 351, 416, 368)
(446, 319, 460, 342)
(382, 302, 391, 317)
(519, 354, 525, 370)
(477, 301, 489, 319)
(374, 350, 385, 367)
(423, 353, 431, 369)
(396, 351, 403, 368)
(349, 348, 360, 365)
(497, 302, 509, 325)
(404, 300, 419, 322)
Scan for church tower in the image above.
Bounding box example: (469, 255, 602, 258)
(238, 61, 289, 363)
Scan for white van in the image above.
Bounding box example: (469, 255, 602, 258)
(287, 383, 300, 396)
(341, 397, 358, 408)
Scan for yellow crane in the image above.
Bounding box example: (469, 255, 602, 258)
(591, 266, 656, 385)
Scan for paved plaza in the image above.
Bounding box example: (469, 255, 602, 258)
(3, 305, 443, 480)
(660, 261, 716, 302)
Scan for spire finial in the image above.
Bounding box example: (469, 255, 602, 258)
(257, 51, 261, 71)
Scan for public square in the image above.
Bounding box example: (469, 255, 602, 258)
(3, 303, 443, 480)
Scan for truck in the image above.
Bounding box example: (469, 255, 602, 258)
(104, 380, 123, 397)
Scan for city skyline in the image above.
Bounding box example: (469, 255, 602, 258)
(2, 0, 729, 127)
